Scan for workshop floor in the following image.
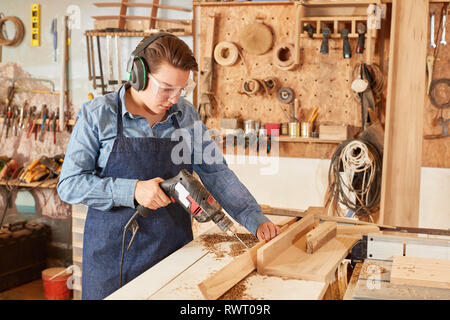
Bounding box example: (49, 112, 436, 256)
(0, 280, 46, 300)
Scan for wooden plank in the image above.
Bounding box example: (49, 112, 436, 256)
(198, 240, 265, 300)
(92, 15, 191, 25)
(343, 262, 362, 300)
(94, 2, 191, 12)
(261, 235, 358, 283)
(118, 0, 127, 30)
(149, 0, 160, 29)
(390, 256, 450, 289)
(260, 205, 396, 229)
(379, 0, 428, 227)
(306, 221, 337, 254)
(257, 214, 315, 273)
(198, 219, 296, 300)
(337, 225, 380, 235)
(352, 259, 450, 300)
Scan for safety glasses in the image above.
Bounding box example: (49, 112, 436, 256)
(148, 73, 196, 99)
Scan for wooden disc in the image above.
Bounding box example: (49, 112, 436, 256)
(239, 22, 273, 55)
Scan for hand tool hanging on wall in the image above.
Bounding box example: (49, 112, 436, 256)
(303, 23, 315, 39)
(430, 13, 437, 48)
(198, 14, 216, 123)
(441, 12, 447, 46)
(38, 104, 47, 142)
(277, 87, 295, 122)
(51, 18, 57, 62)
(341, 29, 351, 59)
(356, 24, 366, 54)
(320, 28, 330, 54)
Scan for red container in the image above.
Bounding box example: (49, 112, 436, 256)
(42, 267, 71, 300)
(264, 123, 281, 136)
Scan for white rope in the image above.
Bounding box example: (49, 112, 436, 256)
(338, 140, 376, 217)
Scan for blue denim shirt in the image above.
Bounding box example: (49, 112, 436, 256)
(57, 85, 269, 236)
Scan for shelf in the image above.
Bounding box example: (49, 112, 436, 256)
(84, 30, 192, 37)
(93, 2, 191, 12)
(276, 136, 343, 144)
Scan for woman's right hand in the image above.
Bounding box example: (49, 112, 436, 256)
(134, 177, 172, 210)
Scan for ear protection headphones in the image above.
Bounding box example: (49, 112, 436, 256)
(126, 32, 177, 91)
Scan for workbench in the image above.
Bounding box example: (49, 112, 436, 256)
(106, 216, 329, 300)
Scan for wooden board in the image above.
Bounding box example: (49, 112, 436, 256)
(390, 255, 450, 289)
(306, 221, 337, 253)
(257, 213, 357, 283)
(337, 225, 380, 235)
(257, 213, 315, 272)
(379, 0, 428, 227)
(198, 218, 295, 300)
(261, 235, 357, 283)
(351, 259, 450, 300)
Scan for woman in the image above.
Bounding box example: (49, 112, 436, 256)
(57, 33, 280, 300)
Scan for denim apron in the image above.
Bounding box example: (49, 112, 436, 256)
(82, 88, 193, 300)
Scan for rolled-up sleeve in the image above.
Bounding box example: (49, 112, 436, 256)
(191, 118, 269, 236)
(57, 102, 137, 211)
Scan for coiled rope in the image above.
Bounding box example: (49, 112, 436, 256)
(326, 138, 382, 219)
(0, 15, 25, 47)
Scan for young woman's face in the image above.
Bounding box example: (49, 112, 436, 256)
(139, 60, 190, 115)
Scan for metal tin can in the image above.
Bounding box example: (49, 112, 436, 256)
(301, 122, 311, 137)
(289, 122, 298, 138)
(244, 120, 255, 135)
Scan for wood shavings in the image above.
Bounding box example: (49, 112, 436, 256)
(360, 262, 386, 277)
(199, 233, 258, 258)
(219, 271, 257, 300)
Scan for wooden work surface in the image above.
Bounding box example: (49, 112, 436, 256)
(106, 217, 328, 300)
(350, 259, 450, 300)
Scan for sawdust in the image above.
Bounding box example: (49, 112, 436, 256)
(219, 271, 257, 300)
(199, 233, 258, 258)
(360, 262, 386, 277)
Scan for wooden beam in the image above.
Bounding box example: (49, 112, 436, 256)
(149, 0, 160, 29)
(306, 221, 337, 254)
(92, 16, 191, 25)
(260, 205, 396, 229)
(198, 218, 296, 300)
(118, 0, 127, 30)
(337, 225, 380, 235)
(379, 0, 428, 227)
(257, 214, 315, 274)
(390, 256, 450, 289)
(94, 2, 191, 12)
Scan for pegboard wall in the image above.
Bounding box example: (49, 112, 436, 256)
(195, 1, 449, 167)
(197, 3, 379, 135)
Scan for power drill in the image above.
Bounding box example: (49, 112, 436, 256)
(120, 169, 247, 287)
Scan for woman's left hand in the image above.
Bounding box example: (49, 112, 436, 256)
(256, 222, 281, 241)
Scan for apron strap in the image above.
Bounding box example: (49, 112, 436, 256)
(115, 86, 125, 137)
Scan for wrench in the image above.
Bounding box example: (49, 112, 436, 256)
(441, 14, 447, 46)
(430, 13, 437, 48)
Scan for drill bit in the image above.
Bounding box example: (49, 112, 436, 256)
(234, 232, 249, 249)
(227, 227, 249, 249)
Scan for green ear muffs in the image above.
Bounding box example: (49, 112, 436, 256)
(129, 56, 148, 91)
